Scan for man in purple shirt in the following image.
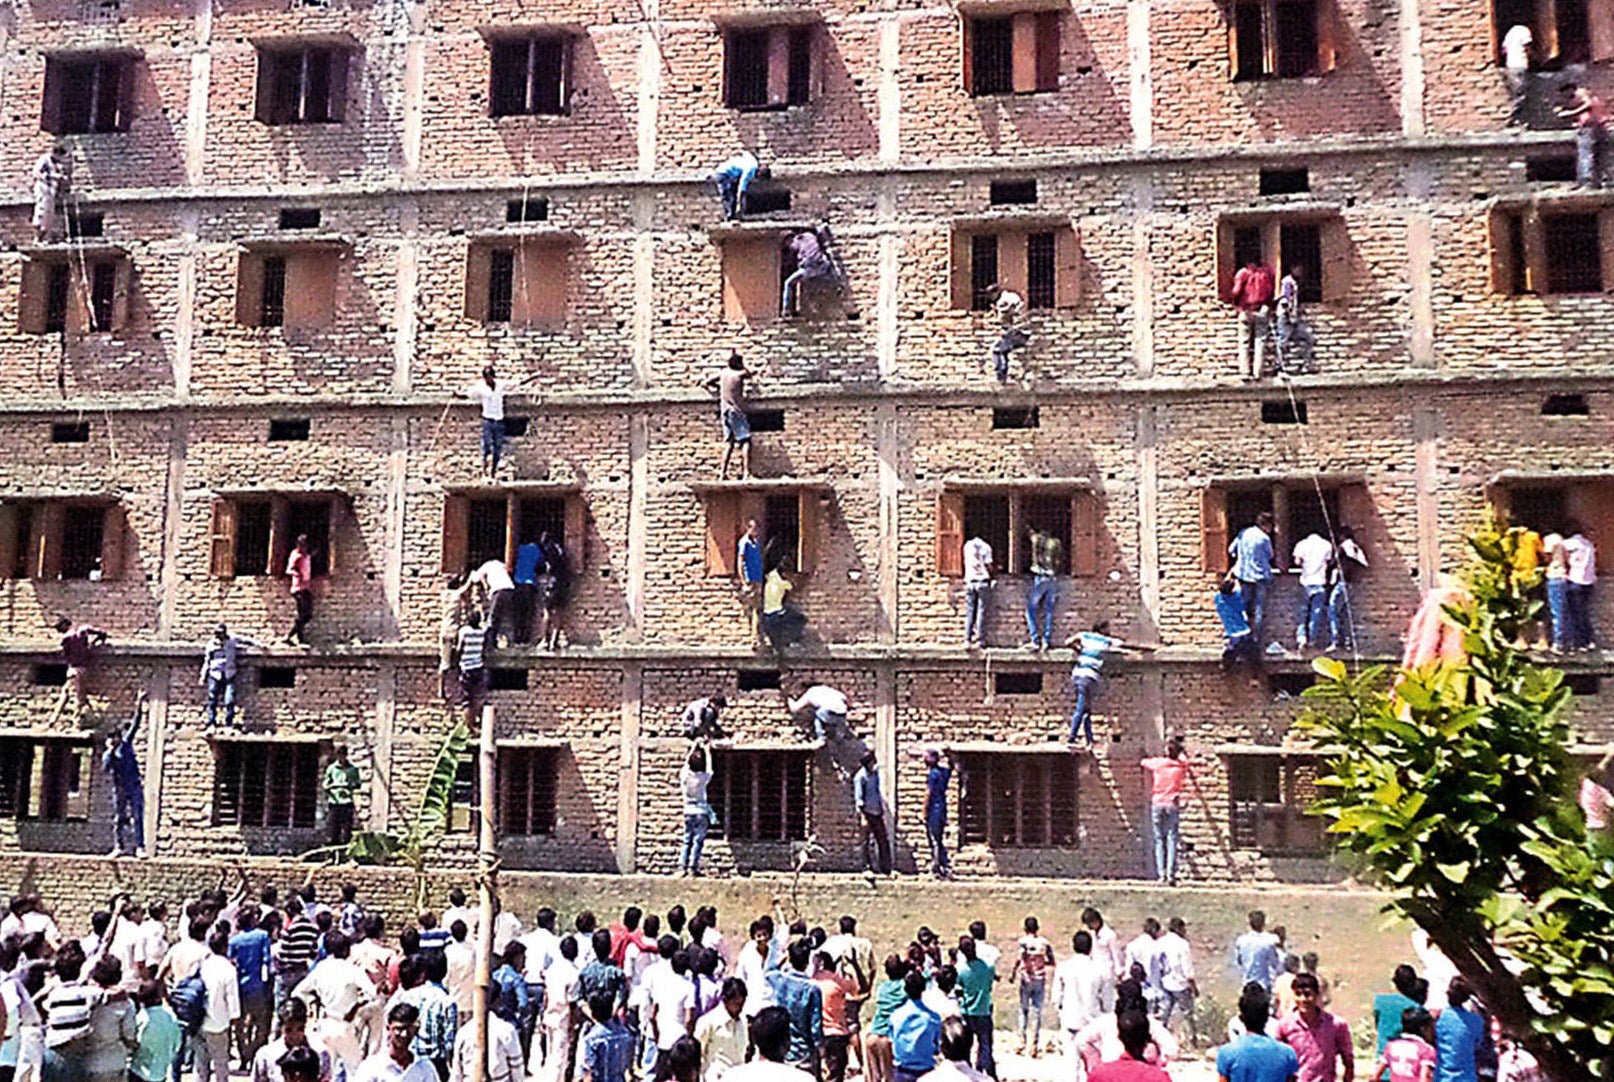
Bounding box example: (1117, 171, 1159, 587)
(1277, 973, 1354, 1082)
(52, 617, 108, 724)
(781, 225, 849, 318)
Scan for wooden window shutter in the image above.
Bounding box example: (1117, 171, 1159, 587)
(504, 493, 519, 569)
(513, 242, 569, 328)
(999, 231, 1029, 298)
(0, 504, 19, 580)
(1537, 0, 1562, 62)
(284, 250, 338, 329)
(766, 28, 791, 106)
(324, 497, 340, 575)
(950, 230, 973, 309)
(1488, 209, 1518, 295)
(961, 15, 974, 93)
(327, 49, 351, 122)
(1485, 483, 1511, 527)
(1070, 491, 1099, 576)
(1215, 221, 1238, 301)
(1319, 216, 1351, 303)
(464, 244, 491, 321)
(1200, 486, 1230, 574)
(1035, 12, 1061, 91)
(1011, 13, 1040, 93)
(936, 491, 965, 577)
(235, 252, 265, 327)
(41, 58, 64, 133)
(268, 497, 291, 578)
(1055, 226, 1081, 307)
(1227, 5, 1245, 80)
(254, 50, 277, 124)
(564, 495, 587, 570)
(34, 502, 63, 580)
(705, 492, 743, 577)
(111, 259, 132, 331)
(114, 57, 135, 132)
(1315, 0, 1338, 72)
(721, 239, 780, 324)
(1599, 209, 1614, 292)
(209, 499, 237, 579)
(99, 504, 125, 579)
(797, 488, 821, 575)
(441, 493, 469, 574)
(65, 269, 91, 336)
(1592, 0, 1614, 61)
(19, 261, 49, 336)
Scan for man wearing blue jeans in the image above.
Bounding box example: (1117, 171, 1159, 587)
(1229, 512, 1275, 650)
(1141, 738, 1192, 886)
(463, 366, 535, 480)
(1024, 529, 1063, 650)
(1065, 623, 1156, 746)
(1329, 526, 1369, 652)
(923, 748, 953, 879)
(1291, 530, 1333, 652)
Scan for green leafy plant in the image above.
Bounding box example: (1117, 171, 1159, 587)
(305, 720, 470, 911)
(1300, 521, 1614, 1082)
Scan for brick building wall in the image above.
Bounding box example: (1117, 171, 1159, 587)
(0, 0, 1608, 888)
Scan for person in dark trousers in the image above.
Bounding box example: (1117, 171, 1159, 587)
(852, 752, 893, 879)
(708, 152, 765, 221)
(538, 531, 570, 651)
(922, 748, 953, 880)
(983, 285, 1028, 383)
(1559, 84, 1610, 189)
(102, 691, 147, 858)
(323, 745, 361, 851)
(781, 224, 852, 318)
(285, 534, 316, 646)
(200, 623, 258, 727)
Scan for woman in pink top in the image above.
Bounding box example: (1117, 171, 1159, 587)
(1140, 737, 1192, 886)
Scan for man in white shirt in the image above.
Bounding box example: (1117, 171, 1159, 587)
(1502, 24, 1533, 126)
(462, 366, 534, 480)
(720, 1007, 813, 1082)
(1564, 520, 1598, 651)
(469, 559, 517, 650)
(952, 922, 999, 974)
(647, 954, 696, 1071)
(443, 922, 477, 1017)
(198, 932, 242, 1082)
(293, 931, 377, 1074)
(352, 1003, 440, 1082)
(1080, 909, 1125, 982)
(922, 968, 962, 1020)
(1124, 919, 1166, 1013)
(962, 535, 994, 648)
(787, 685, 850, 742)
(1, 897, 61, 949)
(440, 890, 478, 941)
(519, 908, 561, 1026)
(1292, 530, 1334, 652)
(450, 984, 524, 1082)
(986, 285, 1029, 383)
(1155, 918, 1197, 1040)
(140, 905, 170, 979)
(250, 999, 336, 1082)
(538, 938, 582, 1082)
(694, 979, 749, 1082)
(1052, 930, 1115, 1079)
(108, 901, 152, 984)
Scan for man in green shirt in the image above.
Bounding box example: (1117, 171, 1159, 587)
(131, 979, 185, 1082)
(323, 744, 361, 848)
(955, 936, 997, 1078)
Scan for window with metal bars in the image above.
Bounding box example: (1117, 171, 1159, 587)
(723, 27, 813, 110)
(969, 17, 1015, 95)
(212, 741, 320, 829)
(725, 29, 772, 109)
(0, 738, 93, 821)
(711, 750, 810, 841)
(490, 36, 570, 117)
(499, 747, 558, 836)
(1230, 0, 1327, 80)
(962, 495, 1010, 569)
(1227, 754, 1325, 854)
(44, 264, 70, 334)
(60, 504, 105, 580)
(46, 56, 129, 134)
(260, 256, 287, 327)
(487, 249, 516, 323)
(1026, 232, 1056, 309)
(258, 47, 344, 124)
(1545, 213, 1604, 293)
(970, 235, 999, 311)
(763, 494, 801, 574)
(957, 753, 1078, 848)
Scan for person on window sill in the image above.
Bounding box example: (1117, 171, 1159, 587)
(52, 616, 109, 725)
(983, 284, 1028, 384)
(761, 565, 807, 654)
(1558, 83, 1610, 190)
(709, 151, 768, 221)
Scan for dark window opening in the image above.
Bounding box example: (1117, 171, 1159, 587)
(506, 198, 550, 223)
(269, 418, 311, 441)
(994, 671, 1043, 695)
(711, 750, 810, 841)
(1508, 486, 1568, 534)
(1232, 0, 1324, 80)
(60, 504, 105, 580)
(1278, 223, 1323, 302)
(958, 753, 1077, 848)
(963, 494, 1011, 572)
(467, 497, 508, 569)
(1260, 167, 1310, 195)
(1543, 393, 1590, 416)
(516, 496, 566, 549)
(1233, 1, 1268, 80)
(487, 248, 516, 323)
(213, 741, 320, 829)
(743, 187, 792, 215)
(287, 500, 331, 577)
(990, 180, 1039, 205)
(1231, 225, 1264, 274)
(450, 755, 477, 832)
(50, 422, 90, 444)
(1273, 0, 1320, 77)
(48, 56, 128, 134)
(970, 234, 999, 312)
(992, 406, 1040, 430)
(68, 212, 104, 239)
(260, 256, 287, 327)
(1261, 399, 1307, 424)
(1026, 231, 1056, 309)
(235, 503, 272, 576)
(1505, 211, 1530, 295)
(737, 669, 782, 691)
(1266, 671, 1315, 696)
(1228, 753, 1325, 854)
(786, 28, 813, 106)
(1526, 155, 1578, 183)
(748, 409, 786, 432)
(1565, 672, 1602, 695)
(278, 208, 321, 230)
(498, 746, 558, 836)
(725, 29, 772, 110)
(1287, 486, 1341, 546)
(31, 664, 67, 686)
(44, 264, 70, 335)
(1018, 495, 1072, 574)
(970, 17, 1015, 95)
(0, 738, 92, 821)
(7, 507, 31, 579)
(1227, 488, 1275, 536)
(490, 36, 569, 117)
(489, 668, 529, 691)
(259, 47, 343, 125)
(1544, 214, 1604, 293)
(763, 494, 801, 573)
(258, 666, 296, 689)
(87, 262, 115, 332)
(503, 417, 530, 438)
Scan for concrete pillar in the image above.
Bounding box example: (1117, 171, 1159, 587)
(144, 665, 168, 854)
(1131, 177, 1155, 378)
(636, 5, 661, 177)
(1127, 0, 1152, 151)
(1414, 404, 1441, 594)
(877, 187, 900, 382)
(184, 0, 212, 187)
(616, 661, 643, 873)
(877, 405, 901, 643)
(878, 16, 901, 163)
(632, 192, 656, 390)
(400, 4, 428, 177)
(371, 663, 396, 830)
(625, 413, 649, 639)
(393, 200, 420, 395)
(1136, 405, 1161, 632)
(1406, 161, 1436, 369)
(157, 416, 189, 639)
(172, 207, 198, 399)
(1399, 0, 1426, 138)
(874, 663, 897, 854)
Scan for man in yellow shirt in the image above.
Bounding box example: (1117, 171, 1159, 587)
(761, 568, 806, 652)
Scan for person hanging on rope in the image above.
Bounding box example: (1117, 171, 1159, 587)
(32, 141, 72, 243)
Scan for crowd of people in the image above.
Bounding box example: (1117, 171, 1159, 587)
(0, 881, 1551, 1082)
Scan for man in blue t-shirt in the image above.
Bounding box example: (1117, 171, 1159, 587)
(737, 519, 765, 646)
(228, 905, 274, 1066)
(1064, 621, 1156, 746)
(1434, 977, 1485, 1082)
(1217, 985, 1299, 1082)
(513, 537, 542, 644)
(923, 748, 953, 880)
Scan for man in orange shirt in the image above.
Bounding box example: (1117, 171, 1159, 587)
(1140, 738, 1194, 886)
(814, 949, 860, 1082)
(1228, 259, 1275, 381)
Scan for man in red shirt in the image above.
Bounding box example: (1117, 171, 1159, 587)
(1277, 973, 1354, 1082)
(285, 534, 315, 646)
(51, 617, 108, 724)
(1558, 83, 1609, 188)
(1088, 1011, 1171, 1082)
(1140, 737, 1194, 886)
(1228, 259, 1276, 380)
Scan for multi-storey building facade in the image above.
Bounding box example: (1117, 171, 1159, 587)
(3, 0, 1614, 884)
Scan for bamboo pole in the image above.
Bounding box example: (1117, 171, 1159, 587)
(472, 702, 496, 1082)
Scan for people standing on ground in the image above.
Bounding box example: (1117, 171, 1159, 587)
(1140, 738, 1193, 886)
(229, 906, 274, 1067)
(1125, 921, 1166, 1017)
(890, 973, 942, 1082)
(704, 354, 753, 482)
(130, 980, 183, 1082)
(52, 617, 108, 724)
(680, 743, 714, 879)
(1228, 257, 1275, 381)
(952, 938, 995, 1079)
(983, 285, 1028, 384)
(852, 753, 893, 879)
(1009, 919, 1053, 1058)
(1229, 513, 1275, 651)
(1053, 931, 1115, 1078)
(1024, 528, 1061, 651)
(763, 941, 822, 1078)
(812, 951, 857, 1082)
(788, 684, 850, 742)
(540, 937, 581, 1082)
(1074, 979, 1178, 1071)
(1375, 1009, 1435, 1082)
(353, 1003, 438, 1082)
(1432, 979, 1484, 1082)
(1501, 24, 1533, 126)
(738, 520, 766, 647)
(449, 982, 523, 1082)
(200, 624, 258, 727)
(962, 534, 994, 649)
(1065, 624, 1156, 747)
(1371, 965, 1423, 1055)
(1215, 986, 1298, 1082)
(102, 693, 147, 859)
(580, 992, 634, 1082)
(922, 748, 954, 881)
(295, 931, 378, 1073)
(285, 536, 317, 647)
(1557, 84, 1609, 189)
(196, 930, 241, 1082)
(322, 746, 361, 851)
(1233, 913, 1283, 993)
(1155, 919, 1196, 1042)
(1276, 973, 1352, 1082)
(919, 1017, 990, 1082)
